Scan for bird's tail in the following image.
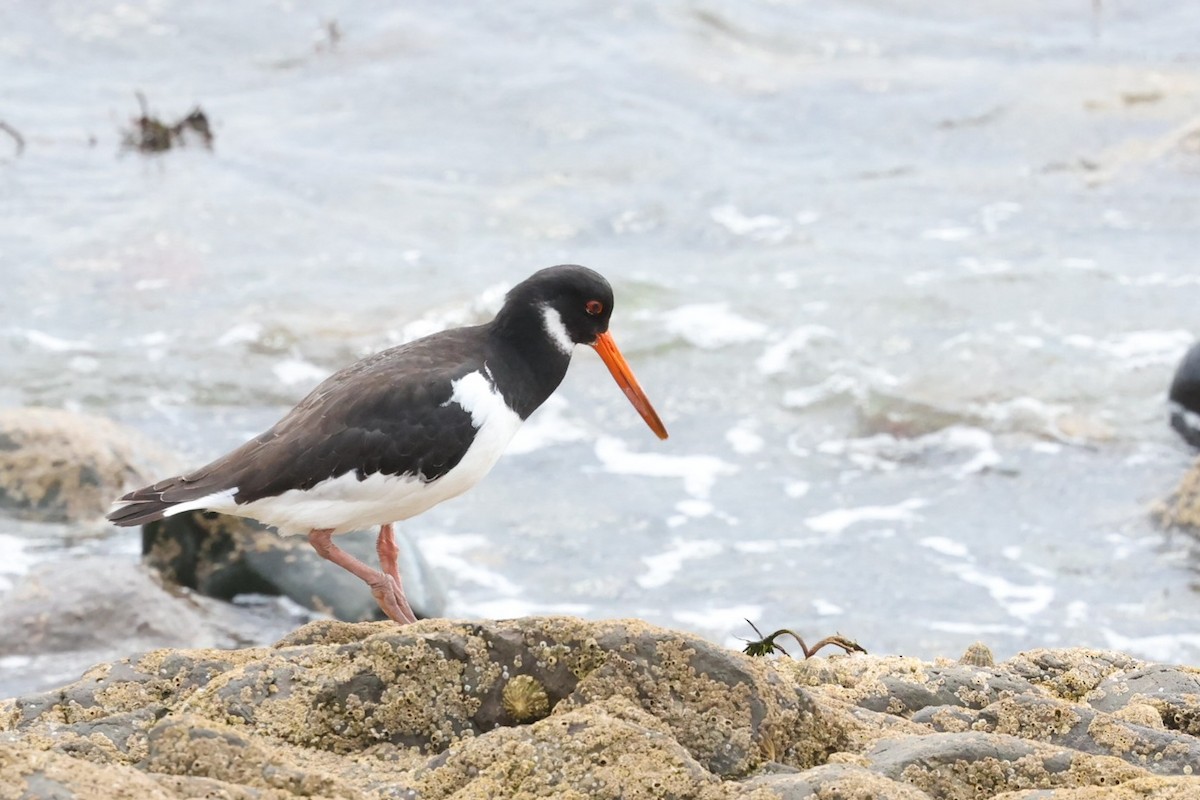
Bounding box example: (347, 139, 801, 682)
(107, 474, 233, 527)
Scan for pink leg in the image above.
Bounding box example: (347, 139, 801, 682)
(376, 523, 417, 622)
(377, 523, 402, 585)
(308, 528, 417, 625)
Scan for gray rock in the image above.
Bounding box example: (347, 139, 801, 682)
(5, 630, 1200, 800)
(0, 555, 310, 698)
(866, 731, 1148, 797)
(1089, 665, 1200, 714)
(1006, 648, 1142, 700)
(853, 665, 1037, 717)
(737, 763, 935, 799)
(142, 510, 446, 621)
(918, 692, 1200, 775)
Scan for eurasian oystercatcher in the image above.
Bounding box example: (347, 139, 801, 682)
(108, 265, 668, 624)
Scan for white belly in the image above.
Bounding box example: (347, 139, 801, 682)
(167, 369, 524, 534)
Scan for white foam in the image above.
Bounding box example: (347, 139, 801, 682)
(637, 538, 723, 589)
(507, 395, 588, 455)
(1064, 600, 1089, 627)
(593, 436, 736, 499)
(979, 201, 1021, 233)
(1100, 629, 1200, 663)
(725, 421, 763, 455)
(394, 282, 510, 344)
(919, 536, 969, 558)
(272, 357, 328, 386)
(784, 480, 810, 498)
(921, 226, 974, 241)
(805, 498, 926, 536)
(818, 426, 1000, 478)
(18, 329, 90, 352)
(0, 534, 37, 594)
(1116, 273, 1200, 287)
(926, 620, 1028, 636)
(419, 533, 524, 596)
(674, 604, 763, 633)
(674, 499, 714, 518)
(1063, 329, 1193, 368)
(755, 326, 836, 375)
(812, 599, 844, 616)
(942, 563, 1054, 621)
(782, 374, 859, 409)
(217, 322, 262, 346)
(957, 257, 1012, 275)
(709, 204, 791, 243)
(659, 303, 768, 349)
(732, 540, 779, 554)
(69, 356, 99, 373)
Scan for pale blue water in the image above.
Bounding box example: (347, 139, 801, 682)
(3, 0, 1200, 696)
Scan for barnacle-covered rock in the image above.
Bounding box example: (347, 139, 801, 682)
(3, 618, 1200, 799)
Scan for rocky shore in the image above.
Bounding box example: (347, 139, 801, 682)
(3, 616, 1199, 799)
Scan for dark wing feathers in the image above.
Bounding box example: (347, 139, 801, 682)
(108, 326, 491, 527)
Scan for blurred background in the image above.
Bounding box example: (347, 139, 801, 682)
(3, 0, 1200, 691)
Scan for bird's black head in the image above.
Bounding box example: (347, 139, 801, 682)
(501, 264, 615, 350)
(489, 264, 667, 439)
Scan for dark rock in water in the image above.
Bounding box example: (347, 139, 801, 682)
(1168, 341, 1200, 447)
(142, 510, 446, 622)
(0, 408, 171, 523)
(4, 619, 1200, 799)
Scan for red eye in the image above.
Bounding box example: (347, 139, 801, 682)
(585, 300, 604, 316)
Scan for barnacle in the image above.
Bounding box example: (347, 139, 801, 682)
(501, 675, 551, 723)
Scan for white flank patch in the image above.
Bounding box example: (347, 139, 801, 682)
(168, 369, 523, 534)
(540, 305, 574, 355)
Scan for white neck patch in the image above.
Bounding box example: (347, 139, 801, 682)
(540, 304, 575, 355)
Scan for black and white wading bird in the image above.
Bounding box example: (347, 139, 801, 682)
(108, 265, 668, 624)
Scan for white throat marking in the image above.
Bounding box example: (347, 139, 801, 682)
(540, 305, 575, 355)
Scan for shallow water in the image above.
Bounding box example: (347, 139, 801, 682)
(4, 0, 1200, 682)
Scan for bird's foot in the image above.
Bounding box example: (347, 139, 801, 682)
(309, 527, 418, 625)
(366, 571, 418, 625)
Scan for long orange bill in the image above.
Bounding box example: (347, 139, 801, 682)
(591, 331, 669, 440)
